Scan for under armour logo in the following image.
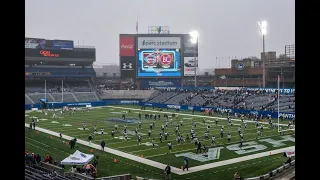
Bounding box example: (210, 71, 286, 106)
(123, 63, 133, 69)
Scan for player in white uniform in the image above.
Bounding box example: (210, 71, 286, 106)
(165, 121, 169, 128)
(83, 124, 86, 130)
(211, 135, 216, 146)
(164, 132, 168, 140)
(206, 125, 210, 132)
(138, 135, 141, 145)
(53, 113, 56, 118)
(161, 125, 165, 132)
(180, 120, 183, 126)
(257, 130, 262, 138)
(205, 132, 209, 139)
(238, 126, 242, 135)
(239, 133, 244, 140)
(93, 125, 97, 132)
(124, 132, 128, 141)
(152, 139, 155, 149)
(279, 127, 283, 135)
(101, 128, 104, 135)
(114, 124, 118, 132)
(148, 129, 151, 138)
(227, 134, 231, 143)
(220, 128, 224, 138)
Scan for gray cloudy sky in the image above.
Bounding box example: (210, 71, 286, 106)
(25, 0, 294, 69)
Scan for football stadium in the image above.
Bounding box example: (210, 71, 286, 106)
(25, 2, 295, 180)
(25, 35, 295, 180)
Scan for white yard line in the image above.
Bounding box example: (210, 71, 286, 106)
(25, 123, 294, 175)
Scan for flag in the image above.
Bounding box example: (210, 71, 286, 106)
(136, 13, 139, 34)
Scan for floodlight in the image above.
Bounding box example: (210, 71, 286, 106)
(189, 31, 198, 44)
(258, 21, 267, 35)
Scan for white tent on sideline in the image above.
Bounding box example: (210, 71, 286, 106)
(61, 150, 94, 165)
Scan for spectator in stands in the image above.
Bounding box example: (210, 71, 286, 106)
(284, 157, 292, 165)
(35, 154, 41, 165)
(44, 155, 53, 163)
(31, 153, 36, 165)
(71, 165, 77, 173)
(234, 172, 244, 180)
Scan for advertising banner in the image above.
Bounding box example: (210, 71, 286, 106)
(285, 149, 295, 157)
(25, 38, 74, 50)
(120, 36, 135, 56)
(25, 49, 95, 59)
(120, 56, 136, 78)
(183, 34, 198, 57)
(25, 38, 46, 49)
(137, 49, 181, 77)
(52, 40, 74, 50)
(139, 79, 181, 88)
(184, 57, 198, 76)
(138, 37, 181, 49)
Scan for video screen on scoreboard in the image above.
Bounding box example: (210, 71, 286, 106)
(137, 49, 181, 77)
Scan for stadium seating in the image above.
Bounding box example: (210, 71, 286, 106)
(74, 92, 99, 102)
(148, 91, 179, 103)
(25, 165, 80, 180)
(141, 89, 295, 113)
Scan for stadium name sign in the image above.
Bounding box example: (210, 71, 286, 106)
(120, 100, 139, 104)
(167, 105, 181, 109)
(175, 135, 295, 162)
(278, 113, 295, 119)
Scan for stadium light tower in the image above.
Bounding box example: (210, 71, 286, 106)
(258, 20, 267, 88)
(189, 31, 198, 88)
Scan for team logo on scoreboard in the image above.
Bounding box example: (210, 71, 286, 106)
(160, 54, 172, 66)
(144, 54, 157, 66)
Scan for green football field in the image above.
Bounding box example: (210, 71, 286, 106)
(25, 105, 295, 179)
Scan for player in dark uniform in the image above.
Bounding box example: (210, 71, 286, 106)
(111, 130, 115, 137)
(168, 142, 172, 153)
(239, 139, 243, 149)
(88, 135, 93, 145)
(152, 138, 155, 149)
(138, 113, 141, 120)
(159, 134, 163, 143)
(196, 142, 202, 154)
(186, 134, 189, 143)
(158, 114, 160, 120)
(149, 123, 153, 130)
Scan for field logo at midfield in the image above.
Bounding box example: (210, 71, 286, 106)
(226, 141, 267, 155)
(114, 136, 131, 140)
(93, 131, 108, 135)
(105, 118, 139, 124)
(226, 136, 296, 155)
(175, 147, 223, 162)
(126, 130, 146, 136)
(77, 128, 90, 131)
(142, 142, 158, 147)
(62, 124, 72, 127)
(258, 135, 295, 147)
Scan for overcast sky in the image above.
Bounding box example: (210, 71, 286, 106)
(25, 0, 294, 69)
